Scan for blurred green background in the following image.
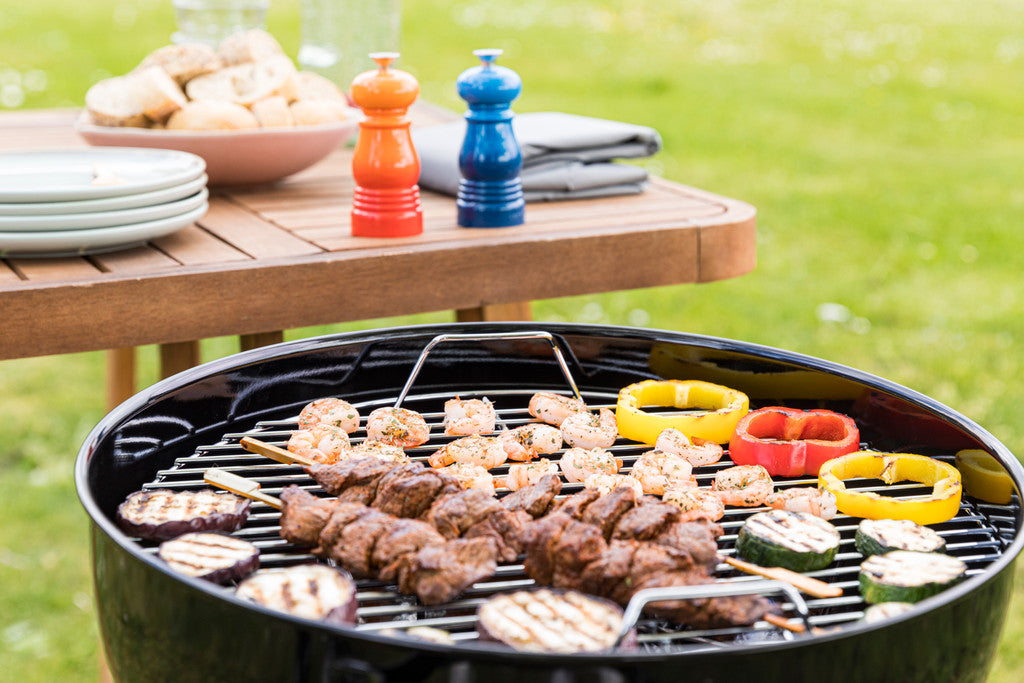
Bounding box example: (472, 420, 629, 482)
(1, 0, 1022, 680)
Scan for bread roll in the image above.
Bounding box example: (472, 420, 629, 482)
(289, 99, 349, 126)
(185, 55, 297, 107)
(280, 71, 346, 103)
(85, 66, 187, 127)
(251, 96, 295, 128)
(218, 29, 285, 66)
(166, 99, 259, 130)
(136, 43, 224, 86)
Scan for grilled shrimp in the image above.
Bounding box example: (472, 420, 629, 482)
(711, 465, 774, 507)
(499, 423, 563, 462)
(663, 486, 726, 522)
(628, 450, 696, 496)
(560, 408, 618, 449)
(497, 458, 560, 491)
(287, 424, 350, 465)
(583, 473, 644, 498)
(297, 397, 361, 434)
(346, 439, 409, 462)
(441, 462, 496, 496)
(655, 428, 724, 467)
(766, 487, 838, 520)
(428, 435, 507, 470)
(528, 392, 589, 427)
(365, 407, 430, 448)
(442, 396, 496, 436)
(558, 447, 621, 483)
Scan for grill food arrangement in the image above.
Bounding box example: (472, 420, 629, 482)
(76, 323, 1023, 682)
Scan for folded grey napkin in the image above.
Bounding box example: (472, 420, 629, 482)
(411, 112, 662, 202)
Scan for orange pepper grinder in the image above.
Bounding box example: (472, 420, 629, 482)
(349, 52, 423, 237)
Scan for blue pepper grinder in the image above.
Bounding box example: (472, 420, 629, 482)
(456, 49, 525, 228)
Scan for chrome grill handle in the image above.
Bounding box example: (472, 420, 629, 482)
(393, 331, 583, 408)
(614, 580, 812, 647)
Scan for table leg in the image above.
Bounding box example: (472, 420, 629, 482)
(159, 341, 201, 379)
(105, 348, 136, 412)
(456, 301, 533, 322)
(240, 331, 284, 351)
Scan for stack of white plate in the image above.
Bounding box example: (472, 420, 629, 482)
(0, 147, 208, 257)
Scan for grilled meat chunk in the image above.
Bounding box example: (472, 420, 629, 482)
(371, 518, 447, 582)
(235, 564, 358, 625)
(611, 500, 680, 542)
(157, 532, 259, 583)
(464, 508, 531, 563)
(477, 589, 634, 653)
(397, 536, 498, 605)
(116, 488, 250, 541)
(307, 456, 398, 497)
(425, 488, 505, 539)
(374, 465, 462, 518)
(501, 473, 562, 518)
(579, 486, 639, 539)
(279, 486, 338, 547)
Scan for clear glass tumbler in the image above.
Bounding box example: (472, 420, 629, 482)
(298, 0, 402, 93)
(171, 0, 271, 47)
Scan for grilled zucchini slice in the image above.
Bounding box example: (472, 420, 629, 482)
(859, 550, 966, 604)
(855, 518, 946, 557)
(735, 509, 840, 572)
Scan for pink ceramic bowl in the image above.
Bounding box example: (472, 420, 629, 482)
(75, 114, 358, 186)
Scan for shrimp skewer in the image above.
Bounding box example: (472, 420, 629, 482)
(428, 435, 507, 470)
(497, 459, 560, 491)
(560, 408, 618, 449)
(766, 487, 838, 520)
(345, 439, 409, 462)
(629, 450, 696, 496)
(499, 423, 563, 462)
(583, 473, 644, 498)
(365, 407, 430, 448)
(663, 487, 726, 522)
(297, 398, 361, 434)
(528, 392, 589, 427)
(711, 465, 774, 507)
(558, 447, 621, 483)
(442, 397, 496, 436)
(287, 424, 350, 465)
(441, 462, 496, 496)
(655, 428, 724, 467)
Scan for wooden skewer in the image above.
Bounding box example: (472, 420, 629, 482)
(240, 436, 314, 467)
(205, 467, 282, 509)
(763, 613, 807, 633)
(725, 556, 843, 599)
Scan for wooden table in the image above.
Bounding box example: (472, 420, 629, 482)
(0, 108, 757, 410)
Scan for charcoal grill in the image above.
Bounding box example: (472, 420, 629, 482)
(76, 323, 1023, 682)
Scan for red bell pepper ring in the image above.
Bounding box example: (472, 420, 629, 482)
(729, 406, 860, 477)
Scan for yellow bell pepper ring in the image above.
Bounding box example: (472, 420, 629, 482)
(818, 451, 962, 525)
(955, 449, 1015, 505)
(615, 379, 750, 444)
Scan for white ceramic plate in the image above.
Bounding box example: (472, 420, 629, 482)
(0, 148, 206, 203)
(0, 202, 207, 257)
(76, 114, 358, 186)
(0, 188, 208, 232)
(0, 173, 208, 216)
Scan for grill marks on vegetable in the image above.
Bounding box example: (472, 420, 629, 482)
(477, 589, 625, 653)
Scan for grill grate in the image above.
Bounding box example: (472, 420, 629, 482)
(139, 387, 1019, 652)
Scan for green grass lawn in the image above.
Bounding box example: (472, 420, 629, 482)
(2, 0, 1023, 679)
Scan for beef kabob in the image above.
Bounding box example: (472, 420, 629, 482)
(205, 468, 498, 606)
(242, 437, 531, 563)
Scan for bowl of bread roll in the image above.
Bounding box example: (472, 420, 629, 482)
(76, 30, 359, 186)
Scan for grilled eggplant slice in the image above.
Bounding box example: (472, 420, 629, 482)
(861, 601, 915, 624)
(736, 509, 840, 572)
(235, 564, 358, 625)
(477, 588, 635, 653)
(855, 518, 946, 557)
(859, 550, 966, 604)
(116, 488, 250, 541)
(157, 532, 259, 584)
